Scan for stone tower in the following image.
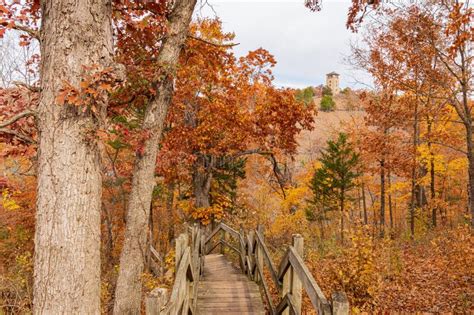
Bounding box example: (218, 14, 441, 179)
(326, 71, 340, 95)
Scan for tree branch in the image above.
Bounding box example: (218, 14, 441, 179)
(12, 24, 39, 40)
(12, 81, 40, 93)
(0, 128, 35, 144)
(188, 35, 239, 48)
(429, 141, 467, 155)
(0, 110, 36, 129)
(232, 149, 273, 157)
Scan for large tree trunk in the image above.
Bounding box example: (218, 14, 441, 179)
(113, 1, 196, 314)
(34, 1, 113, 314)
(193, 155, 213, 208)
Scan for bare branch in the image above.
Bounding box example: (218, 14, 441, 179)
(232, 149, 273, 157)
(430, 141, 467, 155)
(0, 128, 35, 144)
(12, 81, 40, 93)
(188, 35, 239, 48)
(12, 24, 40, 40)
(0, 110, 36, 129)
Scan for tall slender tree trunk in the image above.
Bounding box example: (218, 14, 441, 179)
(103, 202, 115, 265)
(410, 87, 420, 239)
(427, 118, 437, 227)
(458, 45, 474, 227)
(357, 187, 362, 221)
(34, 1, 113, 313)
(113, 1, 197, 313)
(149, 202, 155, 248)
(166, 182, 176, 242)
(361, 183, 368, 225)
(465, 122, 474, 226)
(319, 217, 325, 240)
(388, 169, 394, 230)
(340, 190, 345, 243)
(380, 159, 386, 237)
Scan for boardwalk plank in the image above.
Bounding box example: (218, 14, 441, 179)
(197, 254, 265, 315)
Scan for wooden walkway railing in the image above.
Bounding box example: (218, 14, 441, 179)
(146, 224, 204, 314)
(146, 222, 349, 315)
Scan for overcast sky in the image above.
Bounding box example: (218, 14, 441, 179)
(196, 0, 370, 89)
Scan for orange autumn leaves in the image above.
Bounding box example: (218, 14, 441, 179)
(157, 20, 315, 206)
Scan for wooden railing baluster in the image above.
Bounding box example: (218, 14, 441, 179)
(255, 225, 264, 284)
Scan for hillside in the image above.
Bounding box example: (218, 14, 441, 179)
(296, 109, 365, 167)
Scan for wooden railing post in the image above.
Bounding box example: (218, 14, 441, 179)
(248, 230, 255, 280)
(200, 232, 206, 273)
(221, 228, 229, 255)
(281, 234, 303, 315)
(256, 225, 264, 284)
(239, 227, 245, 272)
(173, 233, 189, 314)
(175, 233, 188, 270)
(189, 223, 199, 311)
(292, 234, 303, 314)
(220, 228, 225, 255)
(146, 288, 168, 315)
(331, 292, 349, 315)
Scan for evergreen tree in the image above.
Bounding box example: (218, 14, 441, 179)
(308, 133, 360, 241)
(320, 95, 335, 111)
(296, 86, 315, 106)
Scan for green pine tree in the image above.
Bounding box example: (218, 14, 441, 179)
(308, 133, 360, 242)
(295, 86, 315, 106)
(320, 95, 335, 111)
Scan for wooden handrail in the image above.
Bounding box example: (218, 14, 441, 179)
(255, 229, 280, 287)
(204, 222, 240, 244)
(162, 247, 193, 313)
(146, 224, 203, 315)
(206, 239, 241, 256)
(287, 246, 331, 314)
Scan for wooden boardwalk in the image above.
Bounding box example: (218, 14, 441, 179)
(145, 223, 348, 314)
(197, 254, 265, 314)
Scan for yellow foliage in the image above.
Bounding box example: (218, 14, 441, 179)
(191, 205, 224, 225)
(417, 144, 448, 174)
(281, 185, 310, 214)
(1, 189, 20, 211)
(446, 157, 467, 174)
(141, 272, 160, 291)
(165, 249, 175, 273)
(269, 209, 309, 242)
(328, 226, 382, 308)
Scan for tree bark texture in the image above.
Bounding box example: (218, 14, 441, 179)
(113, 1, 197, 314)
(34, 1, 113, 314)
